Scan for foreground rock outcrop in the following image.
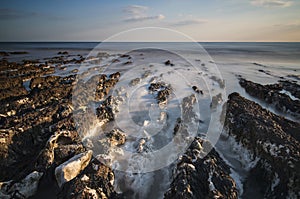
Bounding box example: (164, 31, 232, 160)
(0, 57, 121, 198)
(165, 137, 238, 199)
(225, 92, 300, 198)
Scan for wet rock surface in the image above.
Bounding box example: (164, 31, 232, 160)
(165, 137, 238, 199)
(148, 81, 172, 105)
(239, 78, 300, 119)
(0, 57, 121, 198)
(225, 92, 300, 198)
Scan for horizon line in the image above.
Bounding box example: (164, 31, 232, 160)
(1, 41, 300, 43)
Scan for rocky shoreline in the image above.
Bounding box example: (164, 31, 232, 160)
(0, 53, 299, 199)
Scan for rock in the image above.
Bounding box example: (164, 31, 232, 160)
(148, 82, 172, 105)
(181, 94, 197, 122)
(279, 80, 300, 99)
(164, 60, 174, 66)
(36, 130, 84, 169)
(55, 150, 93, 187)
(71, 69, 78, 73)
(105, 129, 126, 146)
(96, 96, 118, 122)
(239, 78, 300, 119)
(58, 158, 119, 199)
(0, 171, 43, 198)
(129, 78, 140, 86)
(123, 61, 132, 65)
(192, 86, 203, 94)
(165, 138, 238, 199)
(0, 52, 9, 56)
(120, 54, 130, 58)
(58, 51, 68, 55)
(10, 51, 28, 55)
(225, 92, 300, 198)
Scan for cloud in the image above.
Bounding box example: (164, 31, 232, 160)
(250, 0, 293, 7)
(0, 8, 37, 20)
(124, 14, 165, 22)
(123, 5, 148, 15)
(123, 5, 165, 22)
(170, 19, 207, 27)
(0, 8, 66, 21)
(274, 21, 300, 29)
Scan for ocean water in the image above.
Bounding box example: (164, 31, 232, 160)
(1, 42, 299, 198)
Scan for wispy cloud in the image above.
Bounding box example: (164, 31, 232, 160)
(0, 8, 67, 21)
(274, 21, 300, 29)
(250, 0, 293, 7)
(123, 5, 165, 22)
(170, 19, 207, 27)
(0, 8, 37, 20)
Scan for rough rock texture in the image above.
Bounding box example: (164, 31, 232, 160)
(0, 58, 121, 198)
(225, 92, 300, 198)
(58, 158, 120, 199)
(0, 171, 43, 198)
(165, 137, 238, 199)
(148, 82, 172, 105)
(55, 150, 93, 187)
(239, 78, 300, 119)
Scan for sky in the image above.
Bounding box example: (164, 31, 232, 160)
(0, 0, 300, 42)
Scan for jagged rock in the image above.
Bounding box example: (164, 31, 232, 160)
(164, 60, 174, 66)
(96, 96, 118, 122)
(192, 86, 203, 94)
(58, 51, 68, 55)
(165, 137, 238, 199)
(148, 82, 172, 105)
(279, 80, 300, 99)
(105, 129, 126, 146)
(55, 150, 93, 187)
(225, 92, 300, 198)
(36, 130, 84, 169)
(58, 158, 119, 199)
(239, 78, 300, 118)
(0, 171, 43, 198)
(182, 94, 197, 122)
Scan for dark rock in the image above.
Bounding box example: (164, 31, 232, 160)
(96, 96, 117, 122)
(0, 51, 9, 56)
(123, 61, 132, 65)
(149, 82, 172, 105)
(120, 54, 130, 58)
(58, 158, 120, 199)
(58, 51, 68, 55)
(165, 137, 238, 199)
(192, 86, 203, 94)
(10, 51, 28, 55)
(105, 129, 126, 146)
(225, 92, 300, 198)
(239, 78, 300, 119)
(164, 60, 174, 66)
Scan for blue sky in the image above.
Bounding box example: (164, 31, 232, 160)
(0, 0, 300, 41)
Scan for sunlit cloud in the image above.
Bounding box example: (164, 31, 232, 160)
(250, 0, 293, 7)
(123, 5, 165, 22)
(170, 18, 207, 27)
(274, 21, 300, 29)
